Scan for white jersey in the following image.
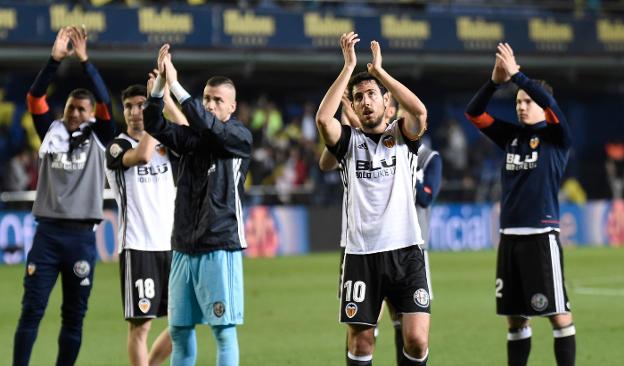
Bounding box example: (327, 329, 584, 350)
(338, 121, 423, 254)
(105, 134, 176, 253)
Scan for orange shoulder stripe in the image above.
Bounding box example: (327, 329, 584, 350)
(95, 103, 111, 121)
(544, 108, 559, 124)
(26, 93, 49, 115)
(465, 112, 494, 129)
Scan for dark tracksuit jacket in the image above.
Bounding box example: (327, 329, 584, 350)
(143, 96, 252, 254)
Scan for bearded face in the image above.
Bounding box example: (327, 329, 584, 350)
(351, 80, 388, 131)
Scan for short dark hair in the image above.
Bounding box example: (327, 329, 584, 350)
(517, 79, 553, 97)
(347, 71, 387, 101)
(121, 84, 147, 102)
(68, 88, 95, 107)
(206, 76, 235, 90)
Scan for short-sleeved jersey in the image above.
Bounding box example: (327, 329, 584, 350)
(331, 120, 423, 254)
(105, 133, 176, 252)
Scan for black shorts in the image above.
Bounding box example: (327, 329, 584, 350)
(496, 231, 571, 317)
(339, 246, 431, 325)
(120, 249, 172, 320)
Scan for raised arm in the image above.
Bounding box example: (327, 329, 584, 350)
(366, 41, 427, 140)
(316, 32, 359, 147)
(143, 46, 198, 154)
(70, 25, 115, 144)
(497, 43, 571, 147)
(181, 99, 252, 158)
(465, 46, 518, 149)
(116, 72, 168, 168)
(163, 91, 189, 126)
(148, 68, 188, 126)
(340, 89, 361, 129)
(143, 96, 197, 155)
(156, 48, 251, 157)
(319, 90, 362, 171)
(27, 27, 72, 140)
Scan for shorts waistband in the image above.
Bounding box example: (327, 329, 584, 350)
(37, 218, 98, 231)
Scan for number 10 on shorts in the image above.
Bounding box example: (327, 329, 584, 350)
(343, 280, 366, 302)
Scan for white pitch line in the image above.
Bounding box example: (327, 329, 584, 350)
(573, 287, 624, 296)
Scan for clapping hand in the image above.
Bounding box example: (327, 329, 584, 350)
(496, 43, 520, 79)
(340, 32, 359, 70)
(367, 40, 383, 77)
(51, 27, 73, 62)
(69, 25, 88, 62)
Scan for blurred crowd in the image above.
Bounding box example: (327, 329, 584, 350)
(1, 0, 622, 205)
(0, 77, 508, 204)
(10, 0, 623, 16)
(3, 80, 619, 206)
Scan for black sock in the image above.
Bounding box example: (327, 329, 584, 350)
(507, 327, 531, 366)
(553, 325, 576, 366)
(347, 352, 372, 366)
(393, 321, 404, 366)
(400, 348, 428, 366)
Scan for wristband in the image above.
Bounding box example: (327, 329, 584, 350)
(151, 75, 166, 98)
(170, 81, 191, 104)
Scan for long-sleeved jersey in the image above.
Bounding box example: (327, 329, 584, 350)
(27, 57, 114, 222)
(143, 96, 252, 254)
(465, 72, 572, 233)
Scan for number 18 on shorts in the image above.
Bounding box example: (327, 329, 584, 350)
(120, 249, 172, 319)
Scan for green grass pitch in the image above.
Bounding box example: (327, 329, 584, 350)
(1, 246, 623, 365)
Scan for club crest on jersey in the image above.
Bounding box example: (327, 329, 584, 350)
(27, 263, 36, 276)
(73, 260, 91, 278)
(156, 144, 167, 156)
(345, 302, 358, 318)
(213, 302, 225, 317)
(382, 135, 395, 148)
(109, 143, 123, 158)
(530, 136, 540, 149)
(531, 293, 548, 311)
(138, 298, 151, 313)
(413, 288, 430, 308)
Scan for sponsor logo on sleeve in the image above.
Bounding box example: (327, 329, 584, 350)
(109, 143, 123, 158)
